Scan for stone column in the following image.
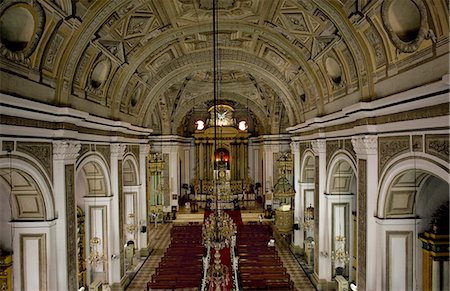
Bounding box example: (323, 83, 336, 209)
(109, 144, 126, 286)
(352, 135, 378, 291)
(290, 141, 302, 249)
(311, 139, 331, 285)
(52, 140, 81, 291)
(138, 144, 150, 256)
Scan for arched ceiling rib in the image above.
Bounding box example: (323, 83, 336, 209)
(50, 0, 373, 136)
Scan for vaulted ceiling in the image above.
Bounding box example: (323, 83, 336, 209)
(0, 0, 448, 136)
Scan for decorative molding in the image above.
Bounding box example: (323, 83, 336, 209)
(381, 0, 428, 53)
(352, 136, 377, 156)
(412, 135, 423, 152)
(378, 136, 409, 173)
(16, 142, 53, 181)
(344, 139, 356, 161)
(111, 144, 126, 159)
(326, 140, 339, 165)
(65, 164, 77, 291)
(311, 139, 326, 155)
(20, 233, 47, 291)
(96, 145, 111, 167)
(0, 1, 45, 64)
(53, 141, 81, 161)
(130, 145, 140, 168)
(425, 134, 449, 163)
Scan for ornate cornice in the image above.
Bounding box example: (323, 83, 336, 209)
(53, 141, 81, 161)
(351, 136, 378, 156)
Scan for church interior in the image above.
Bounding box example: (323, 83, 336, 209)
(0, 0, 449, 290)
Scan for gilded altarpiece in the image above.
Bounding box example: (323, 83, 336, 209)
(193, 127, 249, 196)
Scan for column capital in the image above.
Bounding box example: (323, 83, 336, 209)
(110, 144, 126, 159)
(139, 144, 151, 156)
(290, 141, 300, 153)
(53, 140, 81, 161)
(311, 139, 326, 155)
(352, 135, 378, 156)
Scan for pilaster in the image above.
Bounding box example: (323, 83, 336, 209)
(290, 142, 302, 249)
(52, 140, 81, 291)
(351, 135, 378, 291)
(138, 144, 150, 256)
(311, 139, 331, 282)
(109, 144, 126, 284)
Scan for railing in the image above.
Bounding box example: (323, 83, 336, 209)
(231, 235, 240, 291)
(200, 245, 211, 291)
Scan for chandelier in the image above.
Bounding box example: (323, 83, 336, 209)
(202, 211, 236, 250)
(331, 235, 349, 264)
(125, 213, 138, 234)
(87, 236, 107, 266)
(302, 203, 314, 231)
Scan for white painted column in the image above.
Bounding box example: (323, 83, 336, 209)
(291, 141, 302, 248)
(311, 139, 331, 282)
(162, 143, 180, 210)
(262, 143, 276, 208)
(109, 144, 126, 284)
(352, 136, 378, 290)
(52, 140, 81, 290)
(138, 144, 150, 255)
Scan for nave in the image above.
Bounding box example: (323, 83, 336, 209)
(126, 211, 316, 291)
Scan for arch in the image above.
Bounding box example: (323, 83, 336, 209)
(76, 153, 112, 198)
(137, 51, 301, 128)
(170, 91, 270, 135)
(123, 154, 139, 186)
(327, 152, 357, 195)
(300, 150, 316, 183)
(0, 156, 55, 220)
(377, 153, 450, 218)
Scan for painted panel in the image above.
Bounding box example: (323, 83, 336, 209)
(21, 234, 46, 291)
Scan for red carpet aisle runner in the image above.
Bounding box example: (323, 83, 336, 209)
(204, 210, 243, 291)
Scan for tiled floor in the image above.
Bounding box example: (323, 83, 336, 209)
(126, 216, 316, 291)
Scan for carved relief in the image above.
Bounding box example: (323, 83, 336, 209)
(0, 1, 45, 65)
(16, 142, 53, 181)
(378, 136, 410, 173)
(344, 139, 356, 161)
(425, 134, 449, 163)
(412, 135, 423, 152)
(44, 33, 64, 71)
(381, 0, 429, 53)
(96, 145, 111, 168)
(364, 25, 386, 68)
(326, 140, 339, 165)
